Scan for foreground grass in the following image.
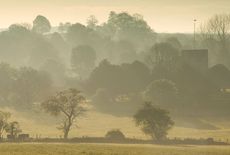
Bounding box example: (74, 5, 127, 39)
(0, 143, 230, 155)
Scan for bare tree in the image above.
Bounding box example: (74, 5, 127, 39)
(145, 42, 179, 72)
(200, 14, 230, 65)
(41, 88, 86, 139)
(201, 14, 230, 43)
(87, 15, 98, 29)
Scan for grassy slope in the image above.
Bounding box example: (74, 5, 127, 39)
(2, 107, 230, 141)
(0, 143, 230, 155)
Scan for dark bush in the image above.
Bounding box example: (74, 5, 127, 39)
(105, 129, 125, 140)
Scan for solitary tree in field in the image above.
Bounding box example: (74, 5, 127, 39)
(134, 102, 174, 141)
(0, 111, 11, 139)
(105, 129, 125, 140)
(41, 88, 86, 139)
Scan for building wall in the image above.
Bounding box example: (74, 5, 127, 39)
(181, 49, 208, 73)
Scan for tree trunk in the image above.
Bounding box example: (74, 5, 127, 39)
(63, 117, 72, 139)
(64, 129, 69, 139)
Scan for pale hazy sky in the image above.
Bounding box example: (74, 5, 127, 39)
(0, 0, 230, 32)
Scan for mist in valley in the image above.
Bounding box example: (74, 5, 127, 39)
(0, 5, 230, 142)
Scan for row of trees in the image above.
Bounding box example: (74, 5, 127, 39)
(2, 12, 230, 83)
(2, 12, 230, 75)
(1, 12, 230, 140)
(0, 12, 157, 77)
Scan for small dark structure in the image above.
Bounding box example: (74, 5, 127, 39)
(7, 134, 30, 141)
(181, 49, 208, 73)
(7, 135, 15, 140)
(18, 134, 30, 141)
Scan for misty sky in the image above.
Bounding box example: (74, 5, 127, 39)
(0, 0, 230, 32)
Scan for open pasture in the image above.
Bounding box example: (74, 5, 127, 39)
(0, 143, 230, 155)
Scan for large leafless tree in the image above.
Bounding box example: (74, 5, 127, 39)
(200, 14, 230, 66)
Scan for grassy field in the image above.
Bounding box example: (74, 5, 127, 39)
(5, 108, 230, 141)
(0, 143, 230, 155)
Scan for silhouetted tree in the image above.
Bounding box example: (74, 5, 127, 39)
(105, 129, 125, 140)
(0, 111, 10, 139)
(105, 11, 155, 48)
(32, 15, 51, 34)
(146, 42, 179, 71)
(208, 64, 230, 89)
(165, 37, 182, 50)
(71, 45, 96, 78)
(87, 15, 98, 30)
(28, 36, 59, 68)
(5, 121, 22, 139)
(134, 102, 174, 141)
(173, 64, 216, 104)
(14, 67, 53, 109)
(67, 23, 91, 47)
(8, 24, 31, 33)
(0, 24, 59, 67)
(0, 24, 32, 65)
(144, 79, 178, 107)
(41, 88, 86, 139)
(88, 60, 150, 95)
(200, 14, 230, 66)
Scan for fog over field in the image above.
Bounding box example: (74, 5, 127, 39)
(0, 2, 230, 155)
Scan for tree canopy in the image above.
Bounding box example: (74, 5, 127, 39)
(71, 45, 96, 78)
(105, 129, 125, 140)
(41, 88, 86, 139)
(134, 102, 174, 141)
(32, 15, 51, 34)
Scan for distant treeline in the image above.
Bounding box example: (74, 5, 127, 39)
(0, 137, 228, 146)
(1, 11, 230, 135)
